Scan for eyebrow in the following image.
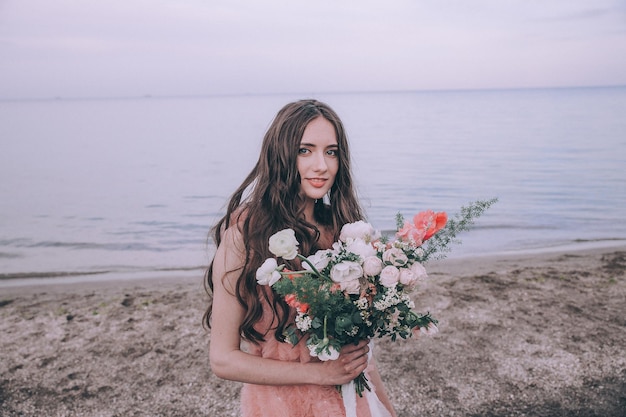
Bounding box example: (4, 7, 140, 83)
(300, 142, 339, 148)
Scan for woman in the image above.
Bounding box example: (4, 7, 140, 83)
(204, 99, 396, 417)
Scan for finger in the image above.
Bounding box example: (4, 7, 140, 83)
(344, 351, 369, 372)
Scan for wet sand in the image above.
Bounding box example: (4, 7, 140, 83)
(1, 246, 625, 416)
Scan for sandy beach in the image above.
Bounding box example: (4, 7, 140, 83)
(1, 245, 625, 417)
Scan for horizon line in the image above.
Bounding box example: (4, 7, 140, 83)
(1, 83, 625, 103)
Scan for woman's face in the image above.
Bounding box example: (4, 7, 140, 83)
(296, 116, 339, 202)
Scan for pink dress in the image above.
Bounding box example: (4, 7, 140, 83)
(239, 290, 378, 417)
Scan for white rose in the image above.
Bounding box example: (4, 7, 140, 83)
(410, 262, 428, 281)
(303, 249, 332, 272)
(398, 267, 418, 287)
(382, 248, 408, 267)
(255, 258, 281, 286)
(344, 238, 377, 260)
(330, 261, 363, 283)
(340, 278, 361, 295)
(268, 229, 299, 260)
(362, 256, 383, 277)
(339, 220, 379, 243)
(379, 265, 400, 288)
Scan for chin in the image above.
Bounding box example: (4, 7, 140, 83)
(302, 188, 329, 201)
(305, 193, 326, 201)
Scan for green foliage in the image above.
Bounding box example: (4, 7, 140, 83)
(422, 198, 498, 261)
(395, 212, 405, 230)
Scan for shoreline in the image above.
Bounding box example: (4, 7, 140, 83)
(1, 244, 625, 416)
(2, 239, 624, 291)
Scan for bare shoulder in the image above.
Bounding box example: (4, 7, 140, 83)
(213, 222, 248, 295)
(216, 205, 250, 258)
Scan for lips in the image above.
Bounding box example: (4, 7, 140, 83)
(307, 178, 327, 188)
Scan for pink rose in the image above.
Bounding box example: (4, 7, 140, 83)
(379, 265, 400, 288)
(382, 248, 408, 267)
(340, 278, 361, 295)
(398, 268, 418, 287)
(410, 262, 428, 281)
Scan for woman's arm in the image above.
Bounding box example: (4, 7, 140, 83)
(208, 226, 370, 386)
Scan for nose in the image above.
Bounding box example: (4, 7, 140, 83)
(312, 151, 328, 172)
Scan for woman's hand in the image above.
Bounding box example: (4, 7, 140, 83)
(318, 340, 370, 386)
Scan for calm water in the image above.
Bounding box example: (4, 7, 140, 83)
(1, 87, 625, 280)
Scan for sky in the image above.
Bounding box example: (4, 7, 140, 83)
(1, 0, 625, 99)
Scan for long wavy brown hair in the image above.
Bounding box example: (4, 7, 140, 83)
(203, 99, 364, 343)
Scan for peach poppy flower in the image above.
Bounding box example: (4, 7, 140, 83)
(415, 210, 447, 241)
(397, 210, 447, 244)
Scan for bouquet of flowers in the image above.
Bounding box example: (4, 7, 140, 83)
(255, 199, 496, 397)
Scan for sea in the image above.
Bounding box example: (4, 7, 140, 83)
(1, 86, 625, 282)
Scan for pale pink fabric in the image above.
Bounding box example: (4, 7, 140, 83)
(239, 289, 374, 417)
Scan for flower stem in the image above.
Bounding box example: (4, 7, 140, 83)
(323, 315, 328, 341)
(298, 254, 323, 277)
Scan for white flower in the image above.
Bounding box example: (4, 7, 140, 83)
(308, 342, 340, 361)
(255, 258, 281, 286)
(295, 313, 312, 332)
(362, 256, 383, 277)
(339, 220, 379, 243)
(379, 265, 400, 288)
(344, 238, 377, 260)
(330, 261, 363, 283)
(419, 322, 439, 336)
(318, 345, 340, 361)
(382, 248, 409, 267)
(373, 241, 387, 252)
(355, 297, 369, 310)
(410, 262, 428, 281)
(303, 249, 333, 271)
(373, 286, 400, 310)
(331, 241, 344, 254)
(347, 326, 359, 337)
(268, 229, 299, 260)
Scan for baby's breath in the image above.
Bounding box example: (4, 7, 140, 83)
(295, 313, 312, 332)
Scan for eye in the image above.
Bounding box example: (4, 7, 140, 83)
(298, 147, 310, 155)
(326, 148, 338, 157)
